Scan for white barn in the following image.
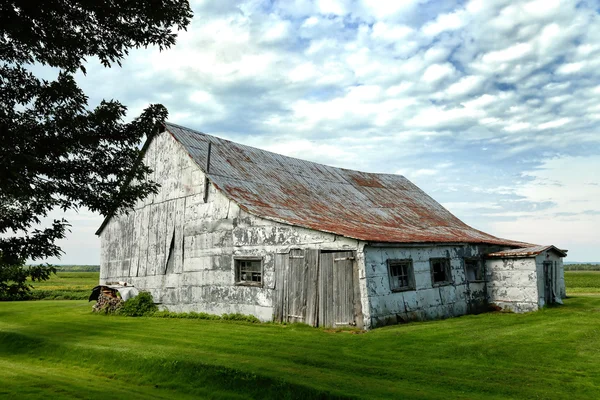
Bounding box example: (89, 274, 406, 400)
(97, 123, 567, 329)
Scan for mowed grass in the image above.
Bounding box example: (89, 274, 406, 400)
(1, 298, 600, 399)
(565, 271, 600, 294)
(27, 272, 99, 300)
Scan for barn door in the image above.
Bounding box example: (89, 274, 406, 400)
(319, 251, 357, 328)
(274, 249, 318, 325)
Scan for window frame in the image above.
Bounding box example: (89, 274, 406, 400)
(387, 259, 415, 292)
(464, 258, 484, 282)
(430, 258, 452, 286)
(234, 257, 263, 287)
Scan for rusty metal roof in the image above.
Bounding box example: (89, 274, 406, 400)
(487, 245, 567, 258)
(165, 122, 532, 247)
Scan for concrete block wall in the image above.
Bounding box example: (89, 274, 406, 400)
(486, 257, 539, 312)
(363, 244, 491, 327)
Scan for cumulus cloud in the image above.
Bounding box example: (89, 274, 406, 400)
(40, 0, 600, 263)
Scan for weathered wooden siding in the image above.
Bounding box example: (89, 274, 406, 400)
(363, 244, 493, 327)
(100, 131, 363, 321)
(486, 257, 538, 312)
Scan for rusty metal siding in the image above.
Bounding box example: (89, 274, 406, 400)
(165, 123, 530, 247)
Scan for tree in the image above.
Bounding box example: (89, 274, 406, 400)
(0, 0, 193, 298)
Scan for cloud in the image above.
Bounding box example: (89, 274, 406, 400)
(34, 0, 600, 263)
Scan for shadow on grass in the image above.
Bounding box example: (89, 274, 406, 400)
(0, 329, 354, 400)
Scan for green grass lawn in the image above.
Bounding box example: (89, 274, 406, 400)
(1, 297, 600, 399)
(565, 271, 600, 294)
(27, 271, 99, 300)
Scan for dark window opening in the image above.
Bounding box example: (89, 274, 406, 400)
(430, 258, 451, 285)
(465, 259, 483, 281)
(235, 259, 262, 286)
(388, 259, 414, 291)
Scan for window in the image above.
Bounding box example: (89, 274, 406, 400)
(430, 258, 451, 285)
(235, 258, 262, 286)
(388, 259, 415, 292)
(465, 259, 483, 281)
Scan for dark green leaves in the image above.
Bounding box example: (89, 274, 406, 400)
(0, 0, 192, 283)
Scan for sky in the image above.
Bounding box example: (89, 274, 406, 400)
(41, 0, 600, 264)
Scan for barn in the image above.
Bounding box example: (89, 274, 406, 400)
(97, 123, 567, 329)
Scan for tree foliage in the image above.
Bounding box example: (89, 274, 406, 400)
(0, 0, 193, 297)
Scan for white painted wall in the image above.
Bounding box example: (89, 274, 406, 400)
(363, 244, 491, 327)
(100, 131, 566, 327)
(100, 131, 361, 321)
(486, 257, 539, 312)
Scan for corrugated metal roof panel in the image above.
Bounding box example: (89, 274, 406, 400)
(487, 245, 567, 258)
(166, 122, 532, 247)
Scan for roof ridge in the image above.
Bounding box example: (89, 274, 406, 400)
(164, 121, 408, 179)
(97, 122, 537, 248)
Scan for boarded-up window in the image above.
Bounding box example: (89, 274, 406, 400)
(387, 259, 414, 292)
(465, 259, 483, 281)
(235, 259, 262, 286)
(430, 258, 451, 285)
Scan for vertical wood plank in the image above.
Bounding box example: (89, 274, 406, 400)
(288, 249, 306, 323)
(282, 252, 290, 324)
(138, 206, 150, 277)
(174, 198, 185, 274)
(273, 253, 287, 322)
(155, 201, 167, 276)
(332, 251, 355, 327)
(319, 252, 334, 327)
(305, 249, 319, 327)
(129, 211, 140, 277)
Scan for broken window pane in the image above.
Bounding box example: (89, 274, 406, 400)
(235, 259, 262, 285)
(430, 258, 451, 284)
(388, 260, 414, 291)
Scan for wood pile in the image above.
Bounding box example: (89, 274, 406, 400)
(92, 291, 123, 313)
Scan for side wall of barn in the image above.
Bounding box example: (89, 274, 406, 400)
(485, 257, 539, 312)
(99, 131, 363, 321)
(363, 244, 493, 328)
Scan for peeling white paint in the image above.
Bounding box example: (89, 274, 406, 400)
(363, 244, 490, 327)
(100, 131, 566, 329)
(100, 132, 359, 321)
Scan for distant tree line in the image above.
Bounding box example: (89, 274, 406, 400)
(54, 265, 100, 272)
(564, 264, 600, 271)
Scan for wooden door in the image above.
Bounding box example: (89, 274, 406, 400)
(274, 249, 318, 325)
(319, 251, 357, 328)
(543, 261, 553, 304)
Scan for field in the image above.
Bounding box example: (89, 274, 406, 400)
(1, 298, 600, 399)
(565, 271, 600, 294)
(27, 272, 99, 300)
(0, 270, 598, 399)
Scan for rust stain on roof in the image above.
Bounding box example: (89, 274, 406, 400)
(165, 122, 532, 247)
